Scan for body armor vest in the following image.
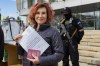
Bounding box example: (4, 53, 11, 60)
(61, 18, 78, 39)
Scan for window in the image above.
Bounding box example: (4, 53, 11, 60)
(22, 0, 28, 9)
(77, 12, 96, 30)
(51, 0, 63, 2)
(28, 0, 32, 8)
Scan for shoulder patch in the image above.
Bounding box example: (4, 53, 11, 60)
(77, 21, 81, 24)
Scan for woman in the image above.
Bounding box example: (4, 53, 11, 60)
(15, 3, 64, 66)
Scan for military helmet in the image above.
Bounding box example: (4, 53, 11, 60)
(61, 7, 72, 14)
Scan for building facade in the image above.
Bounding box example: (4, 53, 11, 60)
(16, 0, 100, 30)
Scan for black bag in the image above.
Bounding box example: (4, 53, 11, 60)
(77, 31, 84, 44)
(16, 45, 24, 56)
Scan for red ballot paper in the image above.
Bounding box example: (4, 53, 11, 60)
(27, 49, 41, 59)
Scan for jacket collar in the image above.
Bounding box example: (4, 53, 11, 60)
(37, 24, 50, 31)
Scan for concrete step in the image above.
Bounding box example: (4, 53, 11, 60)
(83, 35, 100, 39)
(58, 61, 93, 66)
(81, 38, 100, 43)
(78, 62, 97, 66)
(79, 50, 100, 58)
(84, 30, 100, 35)
(58, 61, 98, 66)
(80, 42, 100, 47)
(79, 56, 100, 65)
(78, 45, 100, 52)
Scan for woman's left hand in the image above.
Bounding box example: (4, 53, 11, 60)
(27, 53, 40, 65)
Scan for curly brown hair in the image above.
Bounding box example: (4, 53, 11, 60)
(28, 3, 54, 25)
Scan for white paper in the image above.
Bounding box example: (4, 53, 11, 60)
(19, 26, 49, 55)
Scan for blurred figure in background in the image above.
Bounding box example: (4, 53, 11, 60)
(0, 26, 4, 62)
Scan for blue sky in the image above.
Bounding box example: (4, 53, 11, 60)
(0, 0, 18, 18)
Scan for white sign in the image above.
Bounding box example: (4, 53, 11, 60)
(19, 26, 49, 55)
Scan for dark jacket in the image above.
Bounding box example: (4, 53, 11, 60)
(61, 17, 84, 44)
(70, 17, 84, 44)
(17, 24, 64, 66)
(0, 27, 4, 62)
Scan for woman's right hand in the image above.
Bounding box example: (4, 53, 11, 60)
(14, 34, 23, 45)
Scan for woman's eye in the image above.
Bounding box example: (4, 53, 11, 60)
(42, 12, 46, 14)
(36, 12, 46, 15)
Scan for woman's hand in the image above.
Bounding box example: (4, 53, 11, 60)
(27, 53, 40, 65)
(14, 34, 23, 45)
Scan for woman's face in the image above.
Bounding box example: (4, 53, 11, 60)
(35, 7, 47, 25)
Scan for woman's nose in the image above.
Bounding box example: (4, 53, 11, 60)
(39, 13, 42, 17)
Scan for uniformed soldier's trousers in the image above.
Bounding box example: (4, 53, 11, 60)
(62, 40, 79, 66)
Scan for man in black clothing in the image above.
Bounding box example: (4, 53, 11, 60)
(0, 26, 4, 62)
(60, 7, 84, 66)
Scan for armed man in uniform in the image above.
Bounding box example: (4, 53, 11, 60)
(59, 7, 84, 66)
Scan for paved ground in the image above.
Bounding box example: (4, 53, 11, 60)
(58, 61, 63, 66)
